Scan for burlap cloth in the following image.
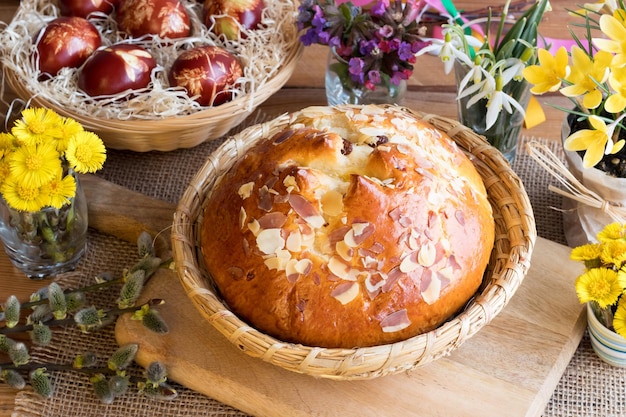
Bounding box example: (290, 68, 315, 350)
(7, 120, 619, 416)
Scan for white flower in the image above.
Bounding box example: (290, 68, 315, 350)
(502, 58, 526, 84)
(485, 82, 527, 130)
(458, 72, 496, 106)
(416, 29, 478, 73)
(457, 61, 490, 96)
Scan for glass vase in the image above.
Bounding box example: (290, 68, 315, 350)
(0, 174, 88, 279)
(587, 303, 626, 367)
(325, 47, 407, 106)
(454, 61, 531, 164)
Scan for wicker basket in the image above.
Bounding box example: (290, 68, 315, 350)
(171, 105, 537, 380)
(1, 0, 302, 152)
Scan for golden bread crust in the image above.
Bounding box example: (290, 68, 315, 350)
(201, 105, 495, 348)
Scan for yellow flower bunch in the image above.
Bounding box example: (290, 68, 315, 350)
(0, 108, 106, 212)
(572, 222, 626, 337)
(523, 1, 626, 171)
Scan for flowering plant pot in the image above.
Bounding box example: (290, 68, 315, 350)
(418, 0, 549, 163)
(0, 107, 106, 278)
(454, 61, 532, 162)
(0, 172, 87, 279)
(560, 113, 626, 246)
(325, 47, 407, 105)
(297, 0, 428, 106)
(587, 303, 626, 367)
(571, 222, 626, 365)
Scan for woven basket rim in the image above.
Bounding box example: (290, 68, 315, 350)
(171, 105, 537, 380)
(1, 0, 303, 152)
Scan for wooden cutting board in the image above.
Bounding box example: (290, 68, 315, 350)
(94, 177, 587, 417)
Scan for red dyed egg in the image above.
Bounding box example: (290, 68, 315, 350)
(58, 0, 120, 18)
(78, 44, 157, 96)
(116, 0, 191, 39)
(203, 0, 264, 40)
(35, 16, 102, 76)
(168, 45, 243, 106)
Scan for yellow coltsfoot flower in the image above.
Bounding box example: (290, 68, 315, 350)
(11, 108, 63, 146)
(8, 142, 61, 188)
(65, 131, 107, 174)
(1, 178, 48, 212)
(40, 169, 77, 209)
(613, 297, 626, 338)
(597, 222, 626, 241)
(575, 267, 624, 309)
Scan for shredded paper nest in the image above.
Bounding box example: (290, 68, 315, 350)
(0, 0, 299, 121)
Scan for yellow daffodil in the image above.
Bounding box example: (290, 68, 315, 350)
(563, 115, 625, 168)
(1, 178, 48, 212)
(575, 267, 625, 309)
(11, 108, 63, 146)
(522, 47, 569, 94)
(594, 12, 626, 68)
(65, 131, 106, 174)
(560, 47, 612, 109)
(597, 222, 626, 241)
(614, 297, 626, 338)
(8, 142, 62, 188)
(40, 169, 76, 209)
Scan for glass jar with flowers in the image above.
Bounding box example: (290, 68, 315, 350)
(0, 107, 106, 279)
(523, 1, 626, 246)
(297, 0, 429, 106)
(417, 0, 549, 163)
(571, 222, 626, 366)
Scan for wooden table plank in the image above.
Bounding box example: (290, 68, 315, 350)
(0, 0, 584, 415)
(115, 236, 585, 417)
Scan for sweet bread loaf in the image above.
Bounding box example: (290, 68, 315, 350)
(201, 105, 495, 348)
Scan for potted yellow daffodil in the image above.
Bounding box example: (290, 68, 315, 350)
(0, 107, 106, 279)
(523, 1, 626, 246)
(571, 222, 626, 366)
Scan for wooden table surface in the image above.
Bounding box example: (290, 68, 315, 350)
(0, 0, 577, 414)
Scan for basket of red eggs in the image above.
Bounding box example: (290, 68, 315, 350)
(0, 0, 302, 152)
